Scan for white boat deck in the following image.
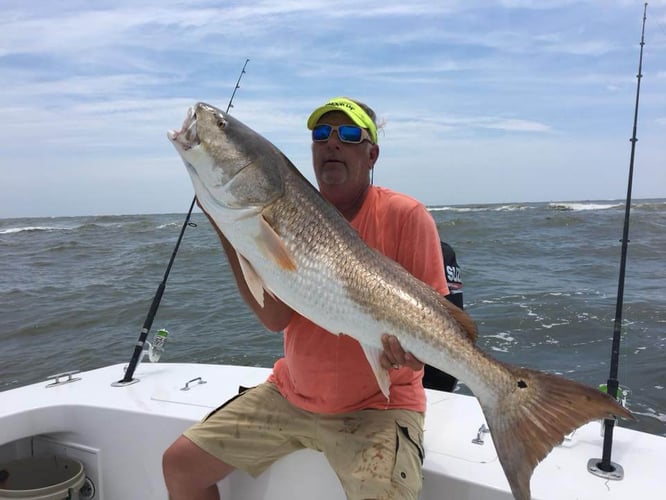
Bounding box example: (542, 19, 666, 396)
(0, 363, 663, 499)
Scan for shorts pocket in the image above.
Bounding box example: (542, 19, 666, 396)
(201, 384, 256, 422)
(392, 419, 425, 493)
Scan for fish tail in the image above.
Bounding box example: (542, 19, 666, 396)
(480, 364, 634, 500)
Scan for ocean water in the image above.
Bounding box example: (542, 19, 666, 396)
(1, 199, 664, 436)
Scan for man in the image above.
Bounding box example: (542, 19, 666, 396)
(162, 97, 450, 499)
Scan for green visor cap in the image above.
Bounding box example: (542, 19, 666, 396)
(306, 97, 378, 144)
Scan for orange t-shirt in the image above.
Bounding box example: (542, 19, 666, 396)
(269, 186, 449, 414)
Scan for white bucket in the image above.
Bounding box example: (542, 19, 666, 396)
(0, 456, 85, 500)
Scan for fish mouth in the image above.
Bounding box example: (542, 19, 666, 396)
(167, 106, 199, 150)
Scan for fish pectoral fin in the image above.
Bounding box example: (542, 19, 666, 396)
(237, 251, 266, 307)
(359, 342, 391, 400)
(256, 216, 297, 271)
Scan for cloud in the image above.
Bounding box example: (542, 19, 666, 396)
(0, 0, 664, 218)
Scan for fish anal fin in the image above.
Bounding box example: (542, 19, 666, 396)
(256, 216, 297, 271)
(482, 365, 634, 500)
(359, 342, 391, 400)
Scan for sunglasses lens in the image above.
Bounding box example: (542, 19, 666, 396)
(312, 124, 332, 142)
(338, 126, 362, 143)
(312, 124, 365, 143)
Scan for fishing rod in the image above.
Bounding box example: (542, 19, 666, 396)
(589, 3, 647, 479)
(114, 58, 250, 386)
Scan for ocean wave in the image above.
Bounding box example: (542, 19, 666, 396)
(633, 200, 666, 211)
(428, 206, 465, 212)
(492, 204, 531, 212)
(0, 226, 75, 235)
(549, 202, 623, 211)
(428, 203, 530, 213)
(0, 218, 137, 234)
(157, 222, 183, 230)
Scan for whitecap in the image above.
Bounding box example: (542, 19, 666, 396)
(549, 202, 621, 211)
(0, 226, 73, 234)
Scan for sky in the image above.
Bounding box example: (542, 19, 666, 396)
(1, 0, 665, 218)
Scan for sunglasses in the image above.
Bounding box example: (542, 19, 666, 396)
(312, 124, 372, 144)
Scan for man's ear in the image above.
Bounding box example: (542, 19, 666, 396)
(369, 144, 380, 169)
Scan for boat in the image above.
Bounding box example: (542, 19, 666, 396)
(1, 359, 664, 499)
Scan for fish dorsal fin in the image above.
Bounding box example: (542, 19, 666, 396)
(358, 342, 391, 400)
(237, 251, 266, 307)
(256, 216, 297, 272)
(439, 295, 478, 343)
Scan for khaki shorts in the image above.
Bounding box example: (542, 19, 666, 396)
(184, 382, 425, 500)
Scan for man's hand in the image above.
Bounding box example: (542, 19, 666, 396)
(380, 334, 424, 371)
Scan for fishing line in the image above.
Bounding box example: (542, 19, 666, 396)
(589, 2, 648, 478)
(114, 58, 251, 386)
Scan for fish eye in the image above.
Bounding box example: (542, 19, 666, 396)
(216, 118, 226, 129)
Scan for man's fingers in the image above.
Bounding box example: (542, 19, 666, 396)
(380, 335, 399, 368)
(381, 334, 407, 368)
(404, 352, 425, 370)
(380, 334, 424, 371)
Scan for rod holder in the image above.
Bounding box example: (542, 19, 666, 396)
(587, 458, 624, 481)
